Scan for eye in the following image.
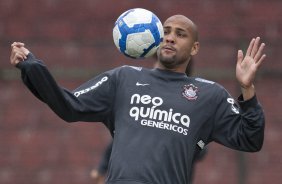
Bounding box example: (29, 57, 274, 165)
(164, 30, 169, 35)
(177, 32, 186, 38)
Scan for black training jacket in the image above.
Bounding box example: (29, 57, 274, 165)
(17, 53, 265, 184)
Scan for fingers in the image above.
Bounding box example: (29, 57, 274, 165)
(11, 42, 30, 55)
(254, 42, 266, 63)
(246, 37, 266, 63)
(252, 37, 266, 68)
(10, 42, 29, 65)
(246, 38, 255, 57)
(250, 37, 261, 58)
(246, 37, 264, 58)
(11, 42, 25, 48)
(237, 50, 244, 65)
(12, 47, 27, 59)
(256, 54, 266, 69)
(10, 52, 25, 65)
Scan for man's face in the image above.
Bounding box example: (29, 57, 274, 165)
(157, 15, 199, 70)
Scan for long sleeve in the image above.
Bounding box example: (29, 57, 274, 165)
(17, 53, 116, 129)
(211, 86, 265, 152)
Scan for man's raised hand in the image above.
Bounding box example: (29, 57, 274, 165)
(10, 42, 30, 66)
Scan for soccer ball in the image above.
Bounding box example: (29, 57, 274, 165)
(113, 8, 164, 59)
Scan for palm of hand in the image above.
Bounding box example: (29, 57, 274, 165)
(236, 55, 258, 88)
(236, 37, 266, 89)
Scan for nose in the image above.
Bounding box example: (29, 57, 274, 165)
(164, 33, 175, 44)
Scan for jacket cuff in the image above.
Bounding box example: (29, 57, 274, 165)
(238, 94, 258, 111)
(16, 53, 36, 69)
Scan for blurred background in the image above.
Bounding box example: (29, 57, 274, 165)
(0, 0, 281, 183)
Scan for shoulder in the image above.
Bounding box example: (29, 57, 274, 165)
(194, 77, 215, 85)
(118, 65, 144, 72)
(103, 65, 147, 84)
(191, 77, 229, 99)
(110, 65, 148, 76)
(192, 77, 225, 90)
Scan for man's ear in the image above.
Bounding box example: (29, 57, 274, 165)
(191, 42, 200, 56)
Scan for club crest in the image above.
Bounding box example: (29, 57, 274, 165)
(182, 84, 199, 100)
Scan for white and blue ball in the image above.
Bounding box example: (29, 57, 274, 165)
(113, 8, 164, 59)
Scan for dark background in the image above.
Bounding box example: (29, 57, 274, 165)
(0, 0, 281, 183)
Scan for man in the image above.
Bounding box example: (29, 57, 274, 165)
(90, 58, 205, 184)
(10, 15, 266, 184)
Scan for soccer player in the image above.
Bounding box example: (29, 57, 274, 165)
(90, 58, 206, 184)
(10, 15, 266, 184)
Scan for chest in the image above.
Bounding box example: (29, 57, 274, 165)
(115, 77, 214, 137)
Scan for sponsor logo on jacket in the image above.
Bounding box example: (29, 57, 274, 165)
(129, 94, 190, 135)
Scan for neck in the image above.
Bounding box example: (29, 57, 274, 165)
(155, 61, 188, 73)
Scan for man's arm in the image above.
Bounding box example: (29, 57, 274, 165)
(211, 86, 265, 152)
(10, 42, 115, 124)
(211, 37, 266, 152)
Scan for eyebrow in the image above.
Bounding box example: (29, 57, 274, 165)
(163, 26, 187, 32)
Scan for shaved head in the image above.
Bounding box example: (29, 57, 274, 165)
(164, 15, 198, 41)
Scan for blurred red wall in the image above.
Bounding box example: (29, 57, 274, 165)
(0, 0, 281, 184)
